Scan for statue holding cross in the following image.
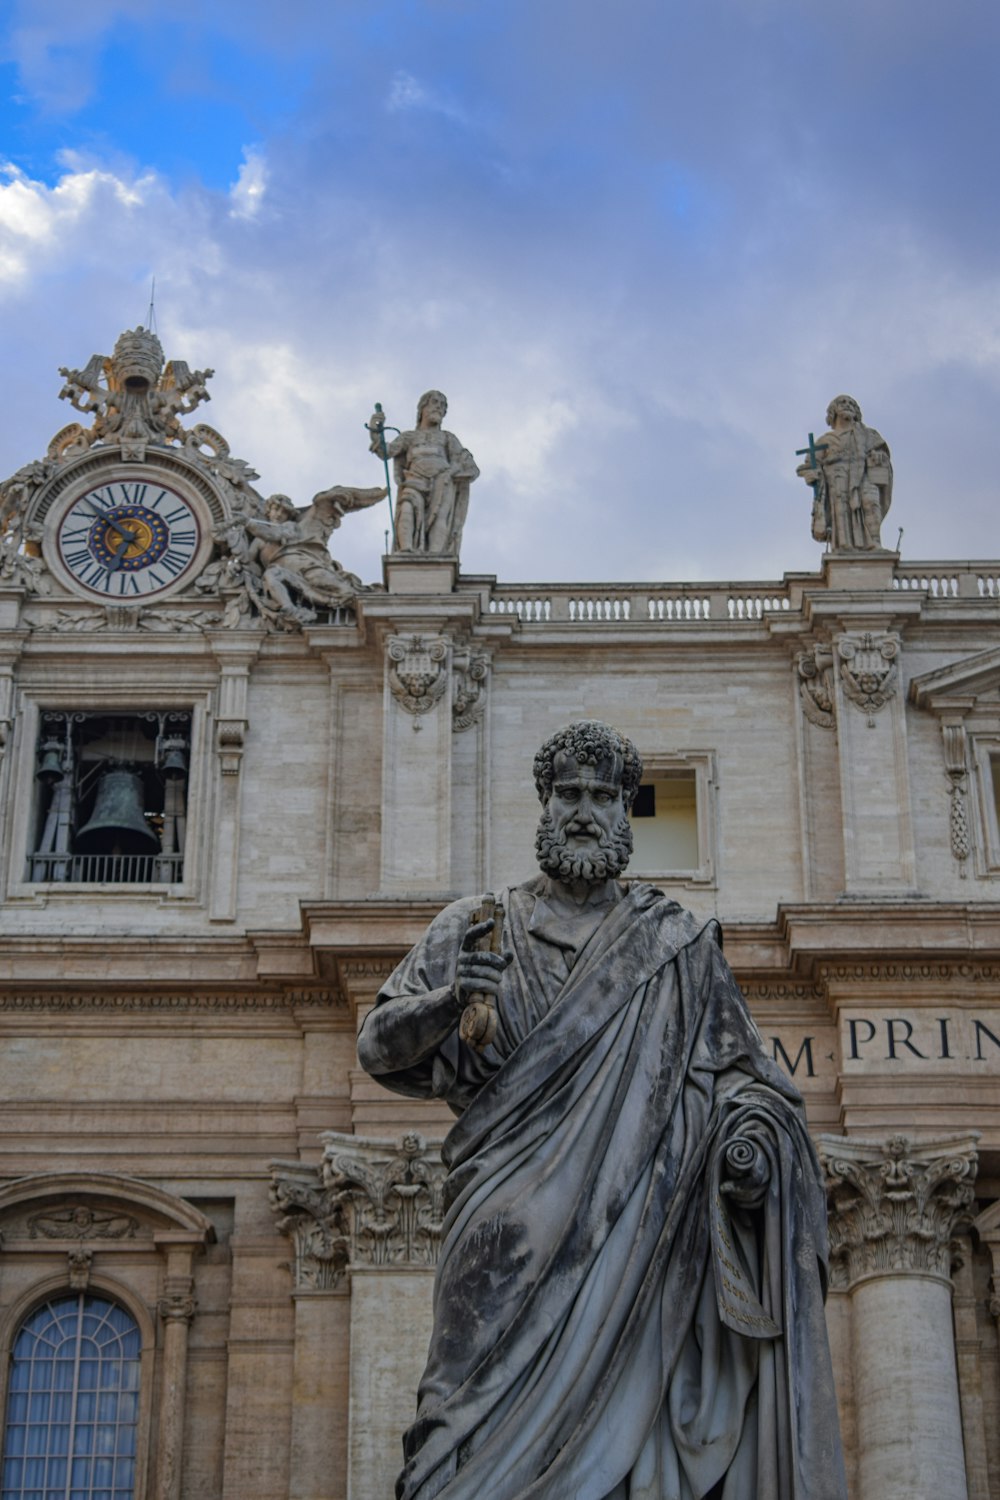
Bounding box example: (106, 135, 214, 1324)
(796, 395, 893, 552)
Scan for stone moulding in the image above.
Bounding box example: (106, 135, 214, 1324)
(271, 1132, 447, 1291)
(818, 1132, 978, 1290)
(0, 989, 342, 1013)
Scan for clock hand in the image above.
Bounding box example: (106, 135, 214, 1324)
(107, 522, 145, 568)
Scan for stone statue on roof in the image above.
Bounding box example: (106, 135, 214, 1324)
(797, 395, 893, 552)
(369, 390, 479, 556)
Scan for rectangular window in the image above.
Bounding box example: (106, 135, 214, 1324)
(630, 772, 699, 872)
(28, 711, 190, 885)
(628, 752, 717, 885)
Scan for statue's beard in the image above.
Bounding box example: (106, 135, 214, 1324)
(535, 808, 633, 883)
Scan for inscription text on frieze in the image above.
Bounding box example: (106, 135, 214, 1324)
(766, 1011, 1000, 1089)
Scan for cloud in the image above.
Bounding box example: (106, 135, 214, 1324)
(229, 148, 268, 221)
(0, 2, 999, 589)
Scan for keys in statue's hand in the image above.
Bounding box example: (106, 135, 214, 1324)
(454, 918, 511, 1008)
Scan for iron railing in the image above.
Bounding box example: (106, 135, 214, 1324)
(27, 852, 184, 884)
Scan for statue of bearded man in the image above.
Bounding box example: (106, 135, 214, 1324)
(359, 722, 845, 1500)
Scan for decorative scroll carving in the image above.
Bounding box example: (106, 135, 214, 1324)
(836, 632, 899, 725)
(29, 1205, 139, 1240)
(386, 634, 449, 715)
(941, 723, 971, 871)
(157, 1292, 197, 1324)
(796, 645, 835, 729)
(216, 718, 246, 776)
(270, 1133, 447, 1290)
(452, 648, 490, 732)
(270, 1166, 350, 1291)
(818, 1134, 978, 1290)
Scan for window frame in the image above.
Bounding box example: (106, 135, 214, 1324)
(628, 749, 718, 888)
(2, 693, 209, 905)
(970, 732, 1000, 876)
(0, 1276, 156, 1500)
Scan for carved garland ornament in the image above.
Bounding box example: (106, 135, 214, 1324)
(818, 1133, 978, 1290)
(836, 632, 899, 726)
(941, 723, 971, 869)
(271, 1133, 447, 1290)
(386, 634, 450, 715)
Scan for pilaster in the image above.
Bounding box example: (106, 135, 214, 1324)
(271, 1133, 447, 1500)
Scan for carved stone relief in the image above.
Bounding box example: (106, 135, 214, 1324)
(796, 645, 835, 729)
(386, 634, 450, 715)
(836, 632, 899, 726)
(29, 1204, 140, 1240)
(452, 647, 490, 732)
(271, 1133, 447, 1290)
(941, 723, 971, 871)
(819, 1133, 978, 1290)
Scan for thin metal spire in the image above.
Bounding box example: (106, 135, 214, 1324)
(145, 278, 157, 335)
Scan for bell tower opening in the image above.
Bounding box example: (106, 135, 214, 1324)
(29, 710, 191, 884)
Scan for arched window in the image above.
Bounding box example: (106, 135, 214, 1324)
(2, 1293, 141, 1499)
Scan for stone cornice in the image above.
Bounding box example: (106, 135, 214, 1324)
(818, 1134, 978, 1290)
(0, 987, 342, 1014)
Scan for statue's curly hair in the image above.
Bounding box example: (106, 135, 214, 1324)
(533, 721, 643, 810)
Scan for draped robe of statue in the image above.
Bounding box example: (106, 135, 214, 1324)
(359, 878, 846, 1500)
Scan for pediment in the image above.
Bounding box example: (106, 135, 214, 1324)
(0, 1171, 214, 1244)
(909, 647, 1000, 715)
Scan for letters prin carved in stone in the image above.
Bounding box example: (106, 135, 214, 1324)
(818, 1133, 978, 1290)
(836, 632, 899, 726)
(386, 634, 449, 715)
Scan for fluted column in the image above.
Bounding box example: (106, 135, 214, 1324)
(819, 1134, 978, 1500)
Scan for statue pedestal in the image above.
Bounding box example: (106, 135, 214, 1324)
(821, 550, 898, 593)
(383, 554, 457, 595)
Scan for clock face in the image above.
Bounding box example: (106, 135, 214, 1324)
(53, 478, 203, 600)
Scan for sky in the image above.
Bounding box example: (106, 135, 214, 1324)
(1, 0, 999, 586)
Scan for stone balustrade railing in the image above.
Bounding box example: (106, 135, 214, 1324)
(488, 583, 795, 624)
(892, 563, 1000, 598)
(486, 563, 1000, 625)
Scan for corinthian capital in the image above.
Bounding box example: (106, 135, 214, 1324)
(271, 1133, 447, 1290)
(817, 1133, 978, 1290)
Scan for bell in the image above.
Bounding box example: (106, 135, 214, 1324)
(159, 738, 188, 780)
(75, 766, 160, 856)
(36, 739, 65, 784)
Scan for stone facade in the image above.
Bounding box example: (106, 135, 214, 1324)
(0, 345, 999, 1497)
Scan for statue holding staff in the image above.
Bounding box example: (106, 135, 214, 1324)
(369, 390, 479, 556)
